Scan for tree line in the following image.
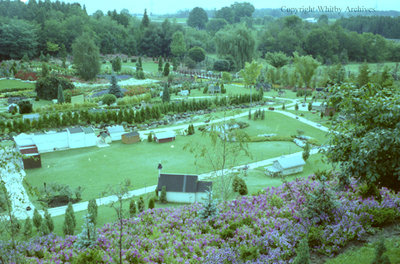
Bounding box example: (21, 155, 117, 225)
(0, 92, 264, 134)
(0, 0, 399, 67)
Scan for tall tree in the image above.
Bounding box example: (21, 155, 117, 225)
(357, 62, 370, 87)
(109, 75, 123, 98)
(170, 31, 186, 60)
(293, 52, 320, 99)
(162, 83, 170, 103)
(240, 60, 262, 106)
(215, 24, 255, 70)
(141, 9, 150, 27)
(188, 46, 206, 63)
(265, 52, 290, 68)
(72, 32, 100, 81)
(57, 84, 65, 104)
(187, 7, 208, 30)
(112, 56, 122, 73)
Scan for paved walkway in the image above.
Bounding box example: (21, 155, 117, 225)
(5, 98, 329, 220)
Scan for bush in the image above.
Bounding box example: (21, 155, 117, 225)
(102, 94, 117, 106)
(18, 100, 33, 114)
(371, 238, 391, 264)
(138, 197, 145, 212)
(213, 60, 230, 72)
(293, 238, 310, 264)
(160, 186, 167, 204)
(148, 198, 155, 209)
(73, 249, 105, 264)
(129, 199, 136, 217)
(35, 75, 75, 100)
(366, 208, 399, 227)
(232, 176, 248, 195)
(221, 72, 232, 83)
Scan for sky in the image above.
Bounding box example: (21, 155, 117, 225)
(48, 0, 400, 15)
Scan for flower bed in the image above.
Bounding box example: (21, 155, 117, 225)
(3, 177, 400, 263)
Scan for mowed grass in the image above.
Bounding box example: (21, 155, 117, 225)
(0, 79, 34, 90)
(238, 111, 329, 144)
(325, 236, 400, 264)
(244, 154, 331, 195)
(25, 111, 327, 205)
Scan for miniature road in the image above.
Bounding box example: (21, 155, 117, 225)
(7, 106, 329, 220)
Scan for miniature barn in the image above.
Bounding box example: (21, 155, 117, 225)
(265, 156, 306, 176)
(106, 125, 125, 141)
(154, 131, 176, 143)
(18, 144, 41, 169)
(13, 126, 97, 153)
(121, 131, 140, 144)
(156, 173, 212, 203)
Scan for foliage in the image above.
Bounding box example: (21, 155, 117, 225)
(163, 62, 170, 77)
(57, 85, 65, 104)
(63, 207, 75, 236)
(302, 142, 311, 161)
(160, 186, 167, 204)
(39, 221, 50, 236)
(187, 124, 195, 135)
(187, 7, 208, 30)
(213, 60, 230, 72)
(170, 31, 186, 59)
(371, 238, 391, 264)
(73, 248, 105, 264)
(72, 33, 100, 81)
(102, 94, 117, 106)
(112, 57, 122, 73)
(35, 75, 74, 100)
(232, 176, 248, 195)
(137, 197, 145, 212)
(240, 60, 262, 88)
(215, 24, 255, 70)
(75, 214, 98, 249)
(18, 100, 33, 114)
(23, 217, 33, 239)
(108, 75, 123, 98)
(129, 199, 136, 217)
(265, 52, 290, 68)
(184, 122, 251, 200)
(141, 9, 150, 27)
(293, 52, 320, 90)
(33, 208, 42, 231)
(221, 72, 232, 83)
(199, 190, 218, 221)
(148, 198, 155, 209)
(0, 18, 38, 59)
(87, 199, 98, 226)
(44, 209, 54, 233)
(357, 62, 370, 87)
(325, 84, 400, 190)
(293, 238, 310, 264)
(162, 84, 170, 103)
(188, 46, 206, 63)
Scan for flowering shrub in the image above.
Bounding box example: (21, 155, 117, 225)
(2, 177, 400, 263)
(14, 70, 38, 81)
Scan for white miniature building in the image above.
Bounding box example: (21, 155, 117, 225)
(265, 156, 306, 176)
(106, 125, 125, 141)
(156, 173, 212, 203)
(179, 90, 189, 96)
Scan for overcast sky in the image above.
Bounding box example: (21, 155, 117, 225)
(55, 0, 400, 15)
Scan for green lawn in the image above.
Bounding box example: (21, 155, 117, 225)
(24, 110, 328, 206)
(286, 110, 334, 126)
(0, 79, 34, 90)
(325, 235, 400, 264)
(238, 111, 329, 144)
(244, 154, 331, 195)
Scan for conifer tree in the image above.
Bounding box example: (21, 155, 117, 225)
(160, 186, 167, 204)
(57, 84, 64, 104)
(357, 62, 370, 87)
(39, 221, 50, 236)
(109, 75, 123, 98)
(158, 56, 163, 73)
(141, 9, 150, 27)
(65, 203, 76, 228)
(261, 110, 265, 120)
(163, 62, 170, 76)
(88, 199, 98, 226)
(23, 217, 33, 238)
(63, 210, 75, 236)
(33, 208, 42, 231)
(148, 198, 155, 209)
(303, 142, 311, 161)
(137, 197, 145, 212)
(44, 209, 54, 233)
(147, 133, 153, 142)
(129, 199, 136, 217)
(162, 84, 170, 103)
(248, 109, 251, 120)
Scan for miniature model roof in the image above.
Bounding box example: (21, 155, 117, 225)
(276, 156, 306, 169)
(154, 131, 176, 139)
(22, 113, 40, 119)
(82, 126, 95, 134)
(123, 131, 140, 137)
(157, 174, 212, 193)
(106, 125, 125, 133)
(67, 127, 84, 134)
